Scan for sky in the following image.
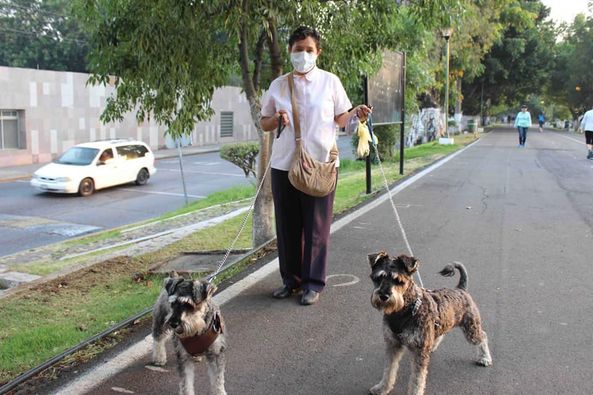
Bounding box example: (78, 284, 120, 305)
(541, 0, 591, 24)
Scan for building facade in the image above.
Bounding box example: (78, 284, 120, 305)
(0, 66, 257, 167)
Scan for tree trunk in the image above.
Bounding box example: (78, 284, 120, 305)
(253, 132, 275, 246)
(238, 5, 275, 247)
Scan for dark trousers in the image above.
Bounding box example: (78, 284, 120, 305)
(271, 169, 336, 292)
(517, 127, 527, 145)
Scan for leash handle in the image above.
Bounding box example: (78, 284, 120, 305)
(276, 114, 286, 139)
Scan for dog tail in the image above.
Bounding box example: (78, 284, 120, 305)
(439, 262, 468, 290)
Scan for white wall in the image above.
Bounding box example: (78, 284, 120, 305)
(0, 66, 257, 167)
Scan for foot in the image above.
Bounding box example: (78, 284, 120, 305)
(300, 290, 320, 305)
(272, 285, 298, 299)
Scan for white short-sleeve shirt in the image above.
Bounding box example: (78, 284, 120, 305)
(260, 67, 352, 170)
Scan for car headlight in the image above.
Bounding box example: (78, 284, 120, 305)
(55, 177, 72, 182)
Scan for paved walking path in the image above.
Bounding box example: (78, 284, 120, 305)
(35, 127, 593, 394)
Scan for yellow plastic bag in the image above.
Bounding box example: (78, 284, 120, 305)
(356, 120, 378, 158)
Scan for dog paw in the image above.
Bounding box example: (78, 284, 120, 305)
(369, 384, 389, 395)
(150, 359, 167, 367)
(476, 357, 492, 367)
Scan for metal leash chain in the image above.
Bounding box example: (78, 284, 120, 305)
(367, 116, 424, 287)
(206, 156, 273, 283)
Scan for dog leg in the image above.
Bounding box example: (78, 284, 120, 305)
(207, 353, 227, 395)
(151, 332, 169, 366)
(407, 350, 430, 395)
(476, 338, 493, 367)
(175, 342, 195, 395)
(370, 344, 405, 395)
(460, 313, 493, 367)
(151, 296, 171, 366)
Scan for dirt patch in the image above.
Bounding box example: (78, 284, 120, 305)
(6, 256, 152, 302)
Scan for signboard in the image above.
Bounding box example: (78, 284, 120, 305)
(366, 50, 404, 125)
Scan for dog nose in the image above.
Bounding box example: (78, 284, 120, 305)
(169, 320, 179, 329)
(379, 293, 390, 302)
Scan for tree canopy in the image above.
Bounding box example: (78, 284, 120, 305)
(0, 0, 88, 72)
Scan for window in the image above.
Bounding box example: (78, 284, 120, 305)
(220, 111, 234, 137)
(0, 110, 19, 149)
(116, 144, 148, 160)
(57, 147, 100, 166)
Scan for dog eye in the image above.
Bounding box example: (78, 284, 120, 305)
(391, 274, 404, 286)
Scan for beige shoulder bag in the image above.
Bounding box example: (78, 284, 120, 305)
(287, 72, 338, 197)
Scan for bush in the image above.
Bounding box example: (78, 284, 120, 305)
(220, 142, 259, 178)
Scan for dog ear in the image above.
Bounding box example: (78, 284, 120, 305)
(165, 277, 183, 295)
(368, 251, 388, 268)
(396, 255, 419, 274)
(192, 281, 217, 302)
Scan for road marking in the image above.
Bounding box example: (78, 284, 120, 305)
(554, 133, 584, 145)
(118, 188, 205, 199)
(144, 365, 168, 372)
(326, 274, 360, 287)
(157, 168, 245, 177)
(53, 140, 477, 394)
(192, 161, 221, 166)
(111, 387, 135, 393)
(0, 214, 101, 236)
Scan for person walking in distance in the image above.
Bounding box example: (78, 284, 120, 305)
(579, 104, 593, 160)
(259, 26, 371, 306)
(538, 112, 545, 133)
(514, 105, 532, 147)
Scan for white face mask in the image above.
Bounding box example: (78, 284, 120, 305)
(290, 51, 317, 74)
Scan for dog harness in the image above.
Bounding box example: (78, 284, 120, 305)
(179, 312, 224, 356)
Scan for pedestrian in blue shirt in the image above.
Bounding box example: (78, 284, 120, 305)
(514, 105, 532, 147)
(538, 112, 545, 133)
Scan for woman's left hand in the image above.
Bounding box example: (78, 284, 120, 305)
(354, 105, 372, 119)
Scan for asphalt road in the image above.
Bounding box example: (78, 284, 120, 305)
(0, 137, 356, 257)
(50, 128, 593, 394)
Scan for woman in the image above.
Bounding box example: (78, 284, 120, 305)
(260, 26, 371, 306)
(514, 105, 532, 147)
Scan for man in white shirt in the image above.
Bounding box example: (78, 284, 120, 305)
(579, 105, 593, 160)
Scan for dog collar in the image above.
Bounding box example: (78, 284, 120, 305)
(179, 312, 224, 356)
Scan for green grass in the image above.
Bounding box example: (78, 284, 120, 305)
(152, 185, 256, 221)
(0, 136, 475, 385)
(0, 275, 162, 378)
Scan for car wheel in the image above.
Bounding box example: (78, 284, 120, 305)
(135, 168, 149, 185)
(78, 178, 95, 197)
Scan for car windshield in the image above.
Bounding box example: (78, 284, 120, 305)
(55, 147, 100, 166)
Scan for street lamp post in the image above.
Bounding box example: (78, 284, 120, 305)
(441, 27, 453, 139)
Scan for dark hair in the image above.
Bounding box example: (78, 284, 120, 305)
(521, 105, 527, 109)
(288, 26, 321, 50)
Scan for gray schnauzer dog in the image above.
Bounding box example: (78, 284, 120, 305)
(367, 252, 492, 395)
(152, 274, 227, 395)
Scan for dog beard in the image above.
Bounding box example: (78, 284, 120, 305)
(371, 289, 406, 315)
(170, 303, 208, 338)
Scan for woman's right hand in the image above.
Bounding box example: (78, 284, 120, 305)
(276, 110, 290, 128)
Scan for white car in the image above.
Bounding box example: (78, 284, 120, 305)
(31, 140, 157, 196)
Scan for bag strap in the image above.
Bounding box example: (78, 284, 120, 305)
(287, 72, 338, 161)
(287, 73, 302, 141)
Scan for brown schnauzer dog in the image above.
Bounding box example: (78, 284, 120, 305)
(368, 252, 492, 395)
